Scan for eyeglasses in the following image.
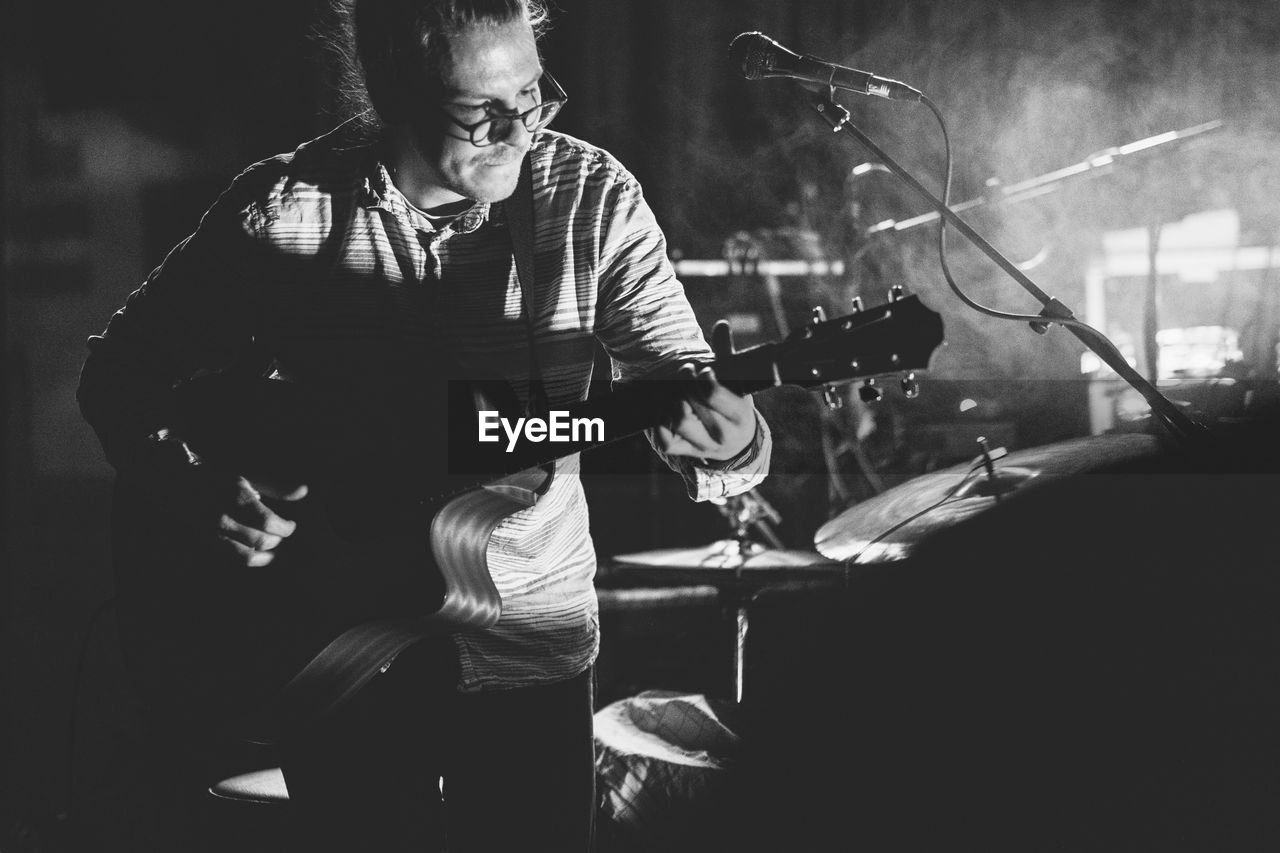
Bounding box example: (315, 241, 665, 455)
(439, 73, 567, 147)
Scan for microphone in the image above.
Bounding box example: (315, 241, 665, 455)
(729, 31, 922, 102)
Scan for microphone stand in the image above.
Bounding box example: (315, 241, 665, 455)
(861, 120, 1223, 237)
(810, 90, 1211, 448)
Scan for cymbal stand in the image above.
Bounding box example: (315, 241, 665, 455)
(711, 489, 785, 703)
(715, 489, 785, 552)
(860, 120, 1223, 238)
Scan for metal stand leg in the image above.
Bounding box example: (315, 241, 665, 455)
(734, 602, 749, 705)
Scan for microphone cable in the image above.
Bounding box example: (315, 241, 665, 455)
(919, 94, 1132, 365)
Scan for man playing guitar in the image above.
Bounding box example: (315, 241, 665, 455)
(77, 0, 769, 850)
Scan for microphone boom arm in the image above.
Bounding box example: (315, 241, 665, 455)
(865, 120, 1225, 236)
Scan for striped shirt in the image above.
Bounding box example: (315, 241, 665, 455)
(79, 124, 771, 690)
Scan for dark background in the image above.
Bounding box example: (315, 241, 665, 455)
(5, 0, 1280, 850)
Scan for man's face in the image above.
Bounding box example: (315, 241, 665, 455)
(411, 18, 542, 204)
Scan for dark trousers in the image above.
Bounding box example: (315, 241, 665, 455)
(279, 640, 596, 852)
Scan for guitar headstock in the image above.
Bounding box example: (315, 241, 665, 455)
(715, 291, 945, 402)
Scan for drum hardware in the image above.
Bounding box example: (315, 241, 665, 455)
(712, 489, 784, 552)
(954, 436, 1031, 499)
(611, 490, 845, 704)
(856, 120, 1225, 240)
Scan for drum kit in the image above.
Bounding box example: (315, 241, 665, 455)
(608, 116, 1257, 705)
(607, 429, 1171, 703)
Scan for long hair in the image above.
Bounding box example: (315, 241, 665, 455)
(315, 0, 550, 137)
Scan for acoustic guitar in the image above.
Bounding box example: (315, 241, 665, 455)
(111, 293, 944, 741)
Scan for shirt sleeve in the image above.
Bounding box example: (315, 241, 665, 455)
(592, 173, 771, 501)
(76, 168, 272, 473)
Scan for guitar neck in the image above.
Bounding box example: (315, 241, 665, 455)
(456, 293, 943, 480)
(171, 293, 942, 531)
(578, 344, 782, 432)
(456, 366, 773, 481)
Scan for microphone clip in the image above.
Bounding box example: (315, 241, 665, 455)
(813, 89, 852, 133)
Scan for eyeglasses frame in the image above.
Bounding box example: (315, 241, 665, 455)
(437, 72, 567, 147)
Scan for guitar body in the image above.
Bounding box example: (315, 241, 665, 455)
(110, 371, 539, 737)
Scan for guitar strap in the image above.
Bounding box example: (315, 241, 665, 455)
(506, 152, 557, 495)
(507, 152, 550, 418)
(250, 151, 547, 745)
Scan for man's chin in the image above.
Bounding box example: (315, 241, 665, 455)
(463, 161, 522, 203)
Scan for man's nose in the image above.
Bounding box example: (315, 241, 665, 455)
(496, 115, 532, 146)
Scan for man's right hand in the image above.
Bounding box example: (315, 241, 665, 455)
(216, 476, 309, 567)
(137, 434, 309, 567)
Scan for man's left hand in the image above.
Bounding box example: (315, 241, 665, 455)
(654, 363, 757, 462)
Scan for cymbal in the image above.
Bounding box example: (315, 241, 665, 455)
(610, 539, 845, 587)
(815, 433, 1165, 564)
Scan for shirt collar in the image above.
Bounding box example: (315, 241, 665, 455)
(361, 158, 494, 235)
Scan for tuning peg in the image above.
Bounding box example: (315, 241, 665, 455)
(823, 384, 843, 410)
(888, 285, 905, 302)
(710, 320, 736, 357)
(850, 296, 864, 313)
(900, 371, 920, 399)
(858, 378, 882, 403)
(812, 306, 827, 323)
